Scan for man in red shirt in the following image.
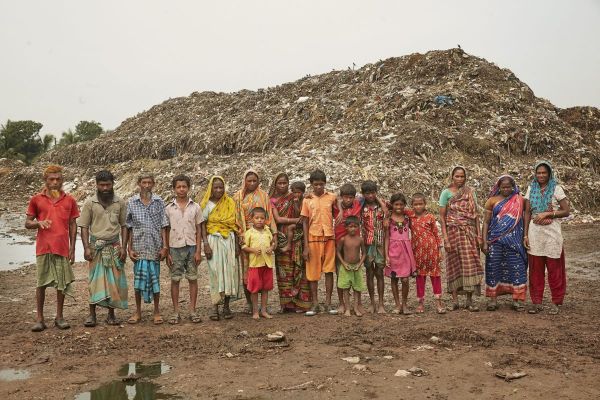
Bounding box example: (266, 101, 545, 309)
(26, 165, 79, 332)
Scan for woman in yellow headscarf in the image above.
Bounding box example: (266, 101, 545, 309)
(200, 176, 241, 320)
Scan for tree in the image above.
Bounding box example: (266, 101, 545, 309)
(0, 120, 45, 164)
(75, 120, 103, 141)
(42, 134, 55, 152)
(58, 129, 78, 146)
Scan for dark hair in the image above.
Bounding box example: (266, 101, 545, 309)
(251, 207, 266, 216)
(535, 163, 552, 175)
(344, 215, 360, 226)
(339, 183, 357, 197)
(172, 174, 191, 188)
(95, 170, 114, 183)
(309, 169, 326, 183)
(451, 166, 466, 178)
(390, 193, 407, 205)
(411, 193, 426, 203)
(290, 181, 306, 192)
(361, 180, 378, 194)
(137, 173, 155, 183)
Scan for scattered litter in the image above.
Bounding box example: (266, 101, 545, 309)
(383, 355, 394, 360)
(352, 364, 368, 372)
(430, 336, 441, 343)
(266, 331, 285, 342)
(341, 356, 360, 364)
(408, 367, 428, 377)
(412, 345, 434, 351)
(283, 381, 314, 391)
(225, 352, 234, 358)
(495, 371, 528, 381)
(395, 370, 411, 378)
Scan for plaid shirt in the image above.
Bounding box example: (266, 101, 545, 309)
(126, 194, 169, 260)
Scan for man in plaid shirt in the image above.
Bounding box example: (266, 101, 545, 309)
(126, 173, 169, 325)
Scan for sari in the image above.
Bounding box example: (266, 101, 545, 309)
(445, 185, 483, 294)
(233, 169, 276, 283)
(269, 173, 311, 311)
(200, 176, 242, 305)
(484, 175, 528, 300)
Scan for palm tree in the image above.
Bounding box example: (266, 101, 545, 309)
(58, 129, 78, 146)
(42, 134, 55, 152)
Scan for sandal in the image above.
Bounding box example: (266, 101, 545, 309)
(153, 315, 164, 325)
(436, 306, 447, 314)
(467, 305, 480, 312)
(209, 308, 220, 321)
(548, 304, 559, 315)
(512, 301, 525, 312)
(127, 315, 141, 324)
(305, 305, 320, 316)
(84, 315, 97, 327)
(222, 307, 233, 320)
(105, 317, 121, 326)
(528, 304, 542, 314)
(168, 314, 181, 325)
(189, 312, 202, 323)
(31, 321, 47, 332)
(54, 318, 71, 330)
(448, 303, 460, 311)
(486, 302, 498, 312)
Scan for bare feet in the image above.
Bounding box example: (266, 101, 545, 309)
(356, 304, 366, 316)
(353, 304, 363, 317)
(127, 313, 141, 324)
(252, 313, 260, 320)
(368, 304, 376, 313)
(343, 309, 352, 317)
(261, 311, 273, 319)
(416, 302, 425, 313)
(377, 303, 387, 314)
(338, 304, 346, 315)
(392, 307, 401, 314)
(401, 304, 412, 315)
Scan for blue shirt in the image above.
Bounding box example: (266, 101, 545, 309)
(126, 194, 169, 260)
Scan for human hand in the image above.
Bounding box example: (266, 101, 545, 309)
(383, 218, 390, 229)
(303, 247, 310, 261)
(69, 247, 75, 264)
(84, 246, 93, 262)
(129, 249, 139, 262)
(204, 243, 213, 260)
(334, 212, 343, 226)
(118, 247, 127, 262)
(159, 247, 169, 261)
(533, 212, 552, 225)
(38, 219, 52, 229)
(194, 251, 202, 266)
(166, 254, 173, 270)
(481, 242, 488, 255)
(523, 237, 530, 249)
(443, 238, 451, 252)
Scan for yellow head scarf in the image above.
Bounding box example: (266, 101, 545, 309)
(200, 176, 237, 238)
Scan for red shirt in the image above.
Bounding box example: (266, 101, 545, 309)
(26, 190, 80, 257)
(333, 198, 363, 241)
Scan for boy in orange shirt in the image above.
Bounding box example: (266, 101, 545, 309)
(301, 170, 338, 316)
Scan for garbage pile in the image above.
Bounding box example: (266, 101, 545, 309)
(2, 49, 599, 215)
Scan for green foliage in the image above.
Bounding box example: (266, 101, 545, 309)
(0, 120, 46, 164)
(58, 120, 103, 146)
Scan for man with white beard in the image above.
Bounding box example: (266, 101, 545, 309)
(126, 173, 169, 325)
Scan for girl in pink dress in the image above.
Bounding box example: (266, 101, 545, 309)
(384, 193, 416, 314)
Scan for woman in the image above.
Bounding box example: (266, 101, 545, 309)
(268, 173, 311, 312)
(481, 175, 527, 311)
(523, 161, 570, 315)
(439, 166, 483, 311)
(233, 169, 277, 310)
(200, 176, 241, 321)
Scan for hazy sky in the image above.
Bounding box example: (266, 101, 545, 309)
(1, 1, 599, 137)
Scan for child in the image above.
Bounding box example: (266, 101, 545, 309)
(165, 175, 204, 324)
(408, 193, 446, 314)
(242, 207, 277, 320)
(333, 183, 363, 314)
(301, 169, 338, 316)
(361, 180, 387, 313)
(384, 193, 416, 314)
(336, 216, 367, 317)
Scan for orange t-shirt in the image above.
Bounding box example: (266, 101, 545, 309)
(300, 192, 336, 237)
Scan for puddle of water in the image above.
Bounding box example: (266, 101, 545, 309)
(75, 361, 178, 400)
(0, 368, 31, 381)
(0, 213, 85, 271)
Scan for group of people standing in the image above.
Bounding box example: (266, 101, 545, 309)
(26, 160, 569, 332)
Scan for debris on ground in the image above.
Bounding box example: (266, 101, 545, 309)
(266, 331, 285, 342)
(495, 371, 528, 381)
(341, 356, 360, 364)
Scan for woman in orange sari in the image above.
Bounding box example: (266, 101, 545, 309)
(233, 169, 277, 311)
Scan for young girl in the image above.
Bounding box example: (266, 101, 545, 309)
(384, 193, 416, 314)
(407, 193, 446, 314)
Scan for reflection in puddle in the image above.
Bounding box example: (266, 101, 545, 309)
(75, 361, 178, 400)
(0, 368, 31, 381)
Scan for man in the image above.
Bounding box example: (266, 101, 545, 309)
(78, 170, 128, 327)
(26, 165, 79, 332)
(126, 173, 169, 324)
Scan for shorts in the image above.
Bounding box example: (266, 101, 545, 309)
(169, 246, 198, 281)
(364, 243, 385, 268)
(337, 264, 366, 291)
(306, 235, 336, 281)
(247, 266, 274, 293)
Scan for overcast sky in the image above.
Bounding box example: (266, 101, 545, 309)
(1, 0, 598, 137)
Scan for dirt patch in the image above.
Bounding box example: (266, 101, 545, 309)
(0, 225, 599, 399)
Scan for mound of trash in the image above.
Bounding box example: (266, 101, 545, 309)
(2, 49, 599, 216)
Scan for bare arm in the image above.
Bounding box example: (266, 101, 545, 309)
(68, 218, 77, 263)
(439, 206, 450, 251)
(81, 226, 91, 261)
(523, 199, 531, 249)
(26, 215, 51, 230)
(383, 224, 390, 266)
(272, 205, 299, 225)
(302, 216, 310, 261)
(481, 199, 494, 254)
(359, 237, 367, 265)
(336, 237, 345, 266)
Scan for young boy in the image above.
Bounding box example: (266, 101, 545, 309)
(361, 180, 387, 313)
(165, 175, 204, 324)
(301, 169, 338, 316)
(333, 183, 363, 314)
(243, 207, 277, 320)
(336, 216, 367, 317)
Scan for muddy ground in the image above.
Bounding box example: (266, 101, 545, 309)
(0, 224, 599, 399)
